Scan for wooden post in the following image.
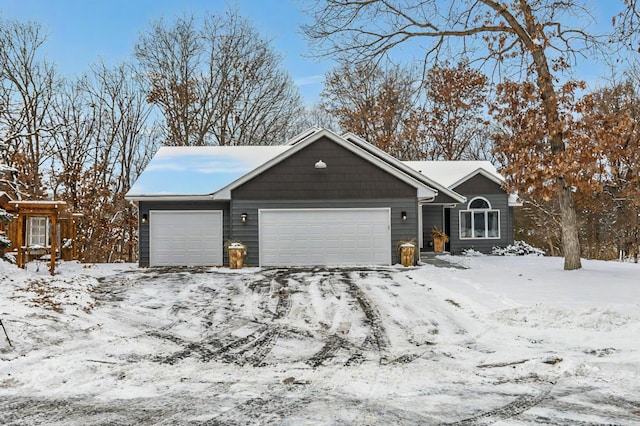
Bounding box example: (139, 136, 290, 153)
(16, 213, 24, 268)
(71, 216, 77, 260)
(49, 211, 57, 275)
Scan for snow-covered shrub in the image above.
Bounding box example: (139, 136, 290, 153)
(461, 248, 484, 256)
(492, 240, 545, 256)
(3, 252, 16, 264)
(62, 238, 73, 249)
(0, 208, 12, 224)
(0, 231, 10, 248)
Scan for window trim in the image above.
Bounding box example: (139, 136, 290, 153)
(27, 216, 51, 247)
(459, 197, 501, 240)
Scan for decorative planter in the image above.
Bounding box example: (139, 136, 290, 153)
(400, 242, 416, 267)
(431, 227, 449, 254)
(228, 243, 247, 269)
(433, 236, 446, 253)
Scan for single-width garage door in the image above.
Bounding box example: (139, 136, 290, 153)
(150, 210, 223, 266)
(259, 208, 391, 266)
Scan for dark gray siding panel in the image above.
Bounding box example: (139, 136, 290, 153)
(138, 200, 231, 267)
(431, 192, 461, 204)
(422, 205, 444, 250)
(452, 174, 504, 195)
(448, 193, 511, 254)
(230, 199, 418, 266)
(232, 136, 416, 200)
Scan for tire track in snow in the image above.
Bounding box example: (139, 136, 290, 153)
(444, 386, 553, 425)
(341, 272, 390, 354)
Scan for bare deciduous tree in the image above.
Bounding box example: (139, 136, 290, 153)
(135, 10, 303, 146)
(320, 61, 421, 158)
(0, 18, 60, 199)
(49, 62, 157, 262)
(319, 59, 493, 161)
(79, 62, 157, 262)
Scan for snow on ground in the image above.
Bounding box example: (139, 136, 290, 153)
(0, 256, 639, 425)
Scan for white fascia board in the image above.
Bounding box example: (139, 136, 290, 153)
(124, 195, 217, 202)
(213, 188, 231, 200)
(508, 194, 523, 207)
(284, 127, 322, 145)
(342, 132, 466, 203)
(449, 168, 505, 190)
(417, 187, 437, 199)
(447, 168, 520, 205)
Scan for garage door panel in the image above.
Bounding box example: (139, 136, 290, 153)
(150, 210, 223, 266)
(259, 209, 391, 266)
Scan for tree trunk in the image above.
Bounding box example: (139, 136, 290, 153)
(498, 1, 583, 270)
(558, 178, 582, 270)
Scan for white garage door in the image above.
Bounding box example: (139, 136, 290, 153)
(259, 208, 391, 266)
(150, 210, 223, 266)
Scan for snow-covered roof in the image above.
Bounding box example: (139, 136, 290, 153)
(126, 135, 508, 204)
(404, 161, 522, 206)
(402, 161, 504, 189)
(126, 146, 291, 199)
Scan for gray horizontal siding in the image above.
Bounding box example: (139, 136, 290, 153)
(138, 200, 230, 267)
(452, 174, 504, 195)
(231, 199, 418, 267)
(448, 193, 512, 254)
(232, 136, 416, 200)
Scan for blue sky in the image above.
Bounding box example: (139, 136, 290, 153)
(0, 0, 331, 103)
(0, 0, 628, 105)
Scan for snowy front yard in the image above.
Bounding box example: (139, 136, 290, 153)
(0, 256, 639, 425)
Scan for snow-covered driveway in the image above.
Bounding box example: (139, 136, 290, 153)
(1, 258, 639, 425)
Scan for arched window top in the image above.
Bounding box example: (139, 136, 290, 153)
(468, 197, 491, 209)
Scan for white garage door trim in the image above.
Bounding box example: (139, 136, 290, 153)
(150, 210, 223, 266)
(259, 208, 391, 267)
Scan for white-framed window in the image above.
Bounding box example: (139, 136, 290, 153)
(27, 216, 50, 247)
(459, 197, 500, 239)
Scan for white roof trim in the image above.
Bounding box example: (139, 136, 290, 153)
(341, 132, 466, 203)
(124, 195, 217, 201)
(448, 167, 520, 206)
(449, 167, 504, 190)
(508, 194, 523, 207)
(439, 165, 521, 206)
(212, 129, 440, 200)
(285, 127, 322, 145)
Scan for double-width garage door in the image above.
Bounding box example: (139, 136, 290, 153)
(149, 210, 223, 266)
(259, 208, 391, 266)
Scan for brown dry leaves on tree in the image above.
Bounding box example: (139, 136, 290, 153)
(423, 62, 490, 160)
(321, 62, 420, 159)
(491, 79, 602, 202)
(493, 76, 640, 260)
(321, 60, 491, 161)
